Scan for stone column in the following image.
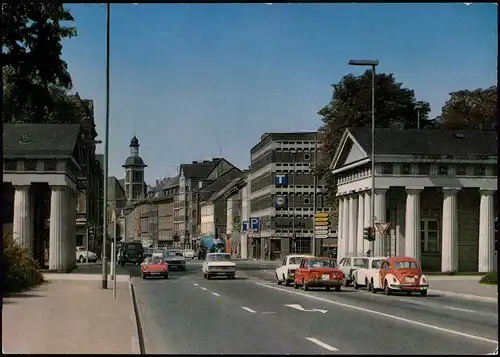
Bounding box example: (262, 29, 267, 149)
(348, 194, 358, 256)
(357, 193, 365, 255)
(68, 190, 78, 269)
(373, 189, 387, 256)
(363, 192, 372, 253)
(478, 190, 495, 273)
(441, 188, 459, 272)
(49, 186, 68, 271)
(405, 188, 422, 260)
(341, 195, 349, 259)
(337, 197, 344, 259)
(12, 185, 34, 254)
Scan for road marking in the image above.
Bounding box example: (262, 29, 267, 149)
(212, 292, 221, 296)
(193, 283, 198, 286)
(261, 312, 276, 315)
(285, 304, 328, 313)
(242, 307, 257, 313)
(255, 282, 498, 345)
(263, 270, 275, 275)
(305, 337, 339, 352)
(445, 306, 476, 313)
(201, 287, 208, 291)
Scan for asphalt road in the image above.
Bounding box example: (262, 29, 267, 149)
(130, 261, 498, 354)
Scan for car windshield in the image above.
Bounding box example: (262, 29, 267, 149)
(152, 257, 164, 264)
(307, 259, 336, 268)
(166, 251, 183, 257)
(207, 254, 231, 261)
(371, 259, 384, 269)
(288, 257, 304, 265)
(353, 258, 366, 267)
(395, 261, 419, 269)
(126, 244, 141, 251)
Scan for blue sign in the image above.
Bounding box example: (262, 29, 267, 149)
(275, 174, 288, 186)
(242, 221, 249, 233)
(249, 217, 260, 232)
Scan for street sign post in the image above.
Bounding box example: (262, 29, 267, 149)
(315, 226, 329, 230)
(375, 222, 391, 235)
(315, 212, 330, 240)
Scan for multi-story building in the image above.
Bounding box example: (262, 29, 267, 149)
(174, 158, 239, 249)
(249, 132, 335, 260)
(156, 177, 179, 247)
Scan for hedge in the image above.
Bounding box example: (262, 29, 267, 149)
(2, 233, 44, 293)
(479, 272, 498, 285)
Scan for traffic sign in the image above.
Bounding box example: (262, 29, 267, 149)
(315, 217, 329, 222)
(315, 213, 329, 218)
(315, 221, 329, 226)
(315, 234, 329, 239)
(375, 222, 391, 235)
(315, 226, 329, 231)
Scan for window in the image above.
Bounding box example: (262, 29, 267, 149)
(45, 160, 57, 171)
(303, 197, 311, 205)
(401, 163, 411, 175)
(438, 164, 448, 176)
(24, 160, 37, 171)
(455, 164, 467, 176)
(382, 163, 392, 175)
(474, 164, 486, 176)
(419, 163, 430, 176)
(304, 154, 311, 161)
(4, 159, 17, 171)
(491, 165, 498, 177)
(421, 219, 439, 254)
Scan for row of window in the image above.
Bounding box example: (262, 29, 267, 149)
(4, 159, 59, 171)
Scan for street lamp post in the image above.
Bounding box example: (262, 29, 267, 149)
(415, 102, 424, 129)
(101, 2, 111, 289)
(348, 60, 379, 253)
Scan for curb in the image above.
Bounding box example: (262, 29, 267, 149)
(430, 289, 498, 303)
(129, 278, 145, 354)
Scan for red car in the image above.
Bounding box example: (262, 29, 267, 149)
(294, 257, 344, 291)
(141, 257, 169, 279)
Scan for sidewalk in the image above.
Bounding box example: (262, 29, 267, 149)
(428, 276, 498, 303)
(2, 275, 139, 354)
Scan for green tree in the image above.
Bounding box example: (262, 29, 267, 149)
(1, 3, 78, 123)
(316, 70, 432, 205)
(435, 86, 497, 130)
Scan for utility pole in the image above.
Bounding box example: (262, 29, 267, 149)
(312, 133, 318, 256)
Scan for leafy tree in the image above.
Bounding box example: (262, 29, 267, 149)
(315, 70, 432, 206)
(1, 3, 78, 123)
(435, 86, 496, 130)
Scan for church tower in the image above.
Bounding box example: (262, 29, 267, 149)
(123, 136, 147, 203)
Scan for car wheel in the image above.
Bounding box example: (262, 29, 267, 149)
(384, 280, 392, 295)
(164, 274, 169, 279)
(276, 274, 282, 285)
(370, 280, 377, 294)
(303, 279, 309, 291)
(79, 256, 85, 263)
(142, 275, 146, 280)
(284, 276, 290, 287)
(335, 285, 341, 292)
(353, 281, 359, 290)
(406, 291, 412, 296)
(420, 290, 428, 297)
(293, 281, 299, 289)
(325, 286, 331, 291)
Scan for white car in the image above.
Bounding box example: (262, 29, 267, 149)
(275, 254, 313, 286)
(351, 257, 386, 289)
(183, 249, 195, 259)
(202, 253, 236, 279)
(152, 250, 165, 259)
(76, 246, 97, 263)
(338, 256, 369, 286)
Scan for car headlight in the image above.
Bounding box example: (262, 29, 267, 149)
(421, 276, 427, 284)
(392, 277, 398, 284)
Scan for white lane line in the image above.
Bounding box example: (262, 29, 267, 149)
(201, 287, 208, 291)
(445, 306, 476, 313)
(242, 306, 257, 313)
(212, 292, 221, 297)
(193, 283, 198, 286)
(261, 312, 276, 315)
(306, 337, 339, 352)
(255, 282, 498, 345)
(399, 299, 425, 305)
(263, 270, 275, 275)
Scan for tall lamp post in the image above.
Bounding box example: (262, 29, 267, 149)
(415, 101, 424, 129)
(348, 60, 379, 252)
(101, 2, 111, 289)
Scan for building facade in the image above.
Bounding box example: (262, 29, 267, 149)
(331, 128, 497, 272)
(249, 132, 334, 260)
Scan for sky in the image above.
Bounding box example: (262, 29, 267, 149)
(61, 3, 497, 184)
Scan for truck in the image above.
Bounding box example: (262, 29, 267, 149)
(198, 237, 226, 260)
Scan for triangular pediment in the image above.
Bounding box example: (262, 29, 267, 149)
(330, 129, 369, 170)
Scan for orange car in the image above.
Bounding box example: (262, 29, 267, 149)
(370, 256, 429, 296)
(141, 257, 169, 279)
(293, 257, 344, 291)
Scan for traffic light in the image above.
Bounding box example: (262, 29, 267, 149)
(363, 227, 375, 242)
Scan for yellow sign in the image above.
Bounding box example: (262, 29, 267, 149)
(315, 221, 330, 226)
(315, 213, 329, 218)
(315, 217, 329, 222)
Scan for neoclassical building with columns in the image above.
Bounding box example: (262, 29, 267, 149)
(331, 127, 497, 273)
(3, 123, 86, 272)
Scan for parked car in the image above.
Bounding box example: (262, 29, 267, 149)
(338, 256, 369, 286)
(202, 253, 236, 279)
(368, 256, 429, 296)
(351, 256, 387, 289)
(118, 242, 144, 266)
(164, 249, 186, 271)
(275, 254, 313, 286)
(76, 246, 98, 263)
(141, 257, 169, 279)
(152, 249, 164, 259)
(183, 249, 195, 259)
(293, 257, 344, 291)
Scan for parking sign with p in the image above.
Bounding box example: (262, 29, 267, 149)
(249, 217, 260, 233)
